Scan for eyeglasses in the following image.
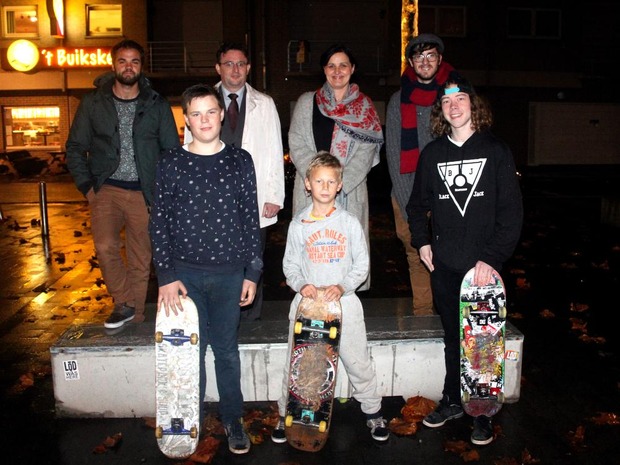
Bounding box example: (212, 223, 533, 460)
(411, 52, 439, 63)
(219, 61, 248, 68)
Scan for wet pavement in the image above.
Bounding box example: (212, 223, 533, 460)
(0, 164, 619, 464)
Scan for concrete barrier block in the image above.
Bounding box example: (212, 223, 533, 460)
(50, 313, 524, 418)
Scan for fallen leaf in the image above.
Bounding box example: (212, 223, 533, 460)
(444, 439, 470, 454)
(248, 430, 264, 445)
(567, 425, 586, 449)
(539, 309, 555, 319)
(569, 302, 589, 313)
(569, 318, 587, 333)
(515, 277, 531, 289)
(188, 436, 220, 463)
(388, 417, 417, 436)
(201, 413, 224, 436)
(143, 417, 156, 429)
(19, 372, 35, 387)
(92, 444, 107, 454)
(578, 334, 606, 344)
(460, 448, 480, 462)
(400, 396, 436, 423)
(522, 448, 541, 463)
(261, 404, 281, 429)
(102, 433, 122, 448)
(590, 412, 620, 425)
(92, 432, 122, 454)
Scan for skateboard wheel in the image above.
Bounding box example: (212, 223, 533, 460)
(190, 426, 198, 438)
(318, 421, 327, 433)
(498, 392, 505, 403)
(462, 391, 471, 403)
(463, 306, 472, 318)
(285, 415, 293, 427)
(190, 333, 198, 345)
(499, 306, 507, 319)
(329, 326, 338, 339)
(155, 331, 163, 343)
(294, 321, 303, 334)
(155, 426, 163, 439)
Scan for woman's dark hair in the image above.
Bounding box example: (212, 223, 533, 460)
(319, 43, 357, 68)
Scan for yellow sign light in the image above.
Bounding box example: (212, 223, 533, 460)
(6, 40, 40, 72)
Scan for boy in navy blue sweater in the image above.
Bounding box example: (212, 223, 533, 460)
(150, 84, 262, 455)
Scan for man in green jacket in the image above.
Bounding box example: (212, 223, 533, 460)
(66, 39, 179, 329)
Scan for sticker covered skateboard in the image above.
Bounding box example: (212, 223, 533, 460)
(459, 267, 507, 418)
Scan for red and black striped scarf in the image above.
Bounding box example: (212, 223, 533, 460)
(400, 61, 455, 173)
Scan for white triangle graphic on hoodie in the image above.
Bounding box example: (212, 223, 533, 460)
(437, 158, 486, 216)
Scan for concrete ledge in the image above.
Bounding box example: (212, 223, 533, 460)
(50, 311, 524, 418)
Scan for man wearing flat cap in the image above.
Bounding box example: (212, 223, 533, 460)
(385, 33, 461, 316)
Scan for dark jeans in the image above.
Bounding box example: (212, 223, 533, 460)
(176, 268, 244, 425)
(431, 265, 466, 404)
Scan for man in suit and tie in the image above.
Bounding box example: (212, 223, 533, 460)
(187, 42, 285, 320)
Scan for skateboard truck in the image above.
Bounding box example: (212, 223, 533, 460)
(155, 328, 199, 346)
(294, 318, 339, 339)
(285, 411, 328, 433)
(155, 418, 198, 439)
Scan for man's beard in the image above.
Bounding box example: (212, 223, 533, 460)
(115, 70, 141, 86)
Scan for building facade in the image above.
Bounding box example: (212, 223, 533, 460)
(1, 1, 617, 169)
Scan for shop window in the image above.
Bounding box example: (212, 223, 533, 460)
(86, 4, 122, 37)
(3, 106, 61, 149)
(2, 5, 39, 38)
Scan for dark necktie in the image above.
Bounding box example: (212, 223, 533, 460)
(227, 93, 239, 131)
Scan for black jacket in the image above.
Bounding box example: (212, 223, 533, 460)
(65, 72, 179, 205)
(407, 130, 523, 273)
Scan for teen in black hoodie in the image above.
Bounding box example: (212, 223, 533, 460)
(407, 77, 523, 446)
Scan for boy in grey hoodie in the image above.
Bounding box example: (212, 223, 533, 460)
(271, 151, 389, 444)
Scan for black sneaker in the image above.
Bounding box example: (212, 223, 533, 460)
(422, 402, 464, 428)
(224, 418, 250, 454)
(271, 416, 286, 444)
(366, 415, 390, 441)
(104, 304, 135, 329)
(471, 415, 493, 445)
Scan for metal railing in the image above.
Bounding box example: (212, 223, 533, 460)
(145, 40, 389, 75)
(146, 41, 220, 73)
(287, 40, 387, 74)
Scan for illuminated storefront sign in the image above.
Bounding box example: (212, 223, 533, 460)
(40, 47, 112, 68)
(3, 42, 112, 71)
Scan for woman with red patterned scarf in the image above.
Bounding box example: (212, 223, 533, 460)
(289, 43, 383, 291)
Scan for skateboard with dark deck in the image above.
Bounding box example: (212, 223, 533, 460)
(284, 288, 342, 452)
